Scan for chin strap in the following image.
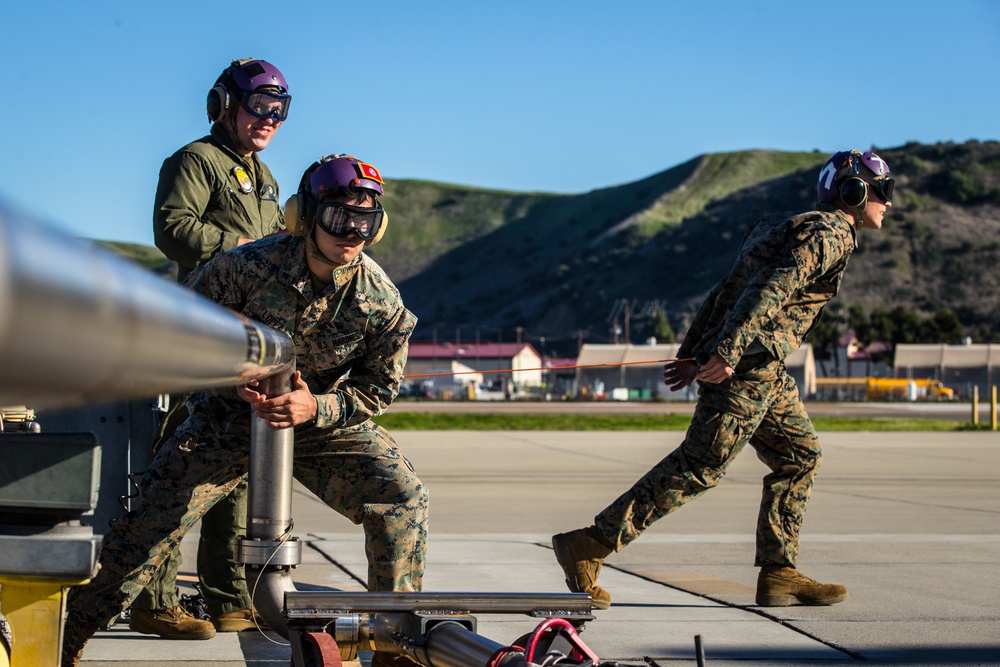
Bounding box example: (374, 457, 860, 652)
(836, 199, 866, 229)
(305, 232, 342, 269)
(852, 198, 871, 229)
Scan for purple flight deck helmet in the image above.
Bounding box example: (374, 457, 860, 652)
(817, 150, 894, 205)
(309, 155, 385, 197)
(306, 155, 387, 244)
(208, 59, 291, 123)
(230, 59, 291, 121)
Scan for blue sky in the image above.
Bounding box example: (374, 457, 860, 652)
(2, 1, 997, 246)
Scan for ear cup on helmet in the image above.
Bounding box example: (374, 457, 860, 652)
(365, 209, 388, 246)
(283, 193, 316, 236)
(840, 178, 869, 207)
(283, 161, 322, 236)
(206, 83, 230, 122)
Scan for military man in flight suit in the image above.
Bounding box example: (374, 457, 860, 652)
(62, 154, 428, 665)
(131, 58, 291, 640)
(552, 149, 894, 609)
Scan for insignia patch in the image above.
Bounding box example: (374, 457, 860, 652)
(260, 183, 278, 202)
(357, 162, 384, 184)
(232, 167, 254, 194)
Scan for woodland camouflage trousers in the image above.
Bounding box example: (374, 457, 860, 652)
(65, 409, 428, 631)
(594, 362, 821, 567)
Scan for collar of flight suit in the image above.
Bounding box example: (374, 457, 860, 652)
(209, 122, 261, 174)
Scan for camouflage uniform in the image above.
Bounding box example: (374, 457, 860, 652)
(65, 235, 427, 633)
(141, 121, 284, 616)
(594, 209, 857, 567)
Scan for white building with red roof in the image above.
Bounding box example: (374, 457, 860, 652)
(405, 342, 543, 388)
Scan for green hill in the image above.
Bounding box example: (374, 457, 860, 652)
(385, 141, 1000, 349)
(95, 240, 178, 280)
(98, 141, 1000, 351)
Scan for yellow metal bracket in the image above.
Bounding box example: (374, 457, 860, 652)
(0, 575, 91, 667)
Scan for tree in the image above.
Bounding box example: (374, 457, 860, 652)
(808, 302, 847, 376)
(888, 306, 922, 344)
(922, 309, 965, 344)
(650, 309, 677, 344)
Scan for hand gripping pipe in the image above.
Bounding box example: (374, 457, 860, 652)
(0, 201, 295, 409)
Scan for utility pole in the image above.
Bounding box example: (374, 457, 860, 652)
(476, 326, 481, 369)
(516, 326, 523, 345)
(623, 298, 631, 345)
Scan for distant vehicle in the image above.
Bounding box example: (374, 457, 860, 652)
(815, 377, 954, 401)
(865, 377, 954, 401)
(473, 379, 510, 401)
(398, 381, 434, 399)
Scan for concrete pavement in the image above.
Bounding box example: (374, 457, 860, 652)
(78, 430, 1000, 666)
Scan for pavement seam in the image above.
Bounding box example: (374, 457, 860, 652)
(532, 540, 864, 661)
(599, 558, 866, 661)
(304, 533, 368, 588)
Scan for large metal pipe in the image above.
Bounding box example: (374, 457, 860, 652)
(0, 201, 295, 408)
(0, 200, 299, 660)
(241, 367, 301, 637)
(423, 623, 513, 667)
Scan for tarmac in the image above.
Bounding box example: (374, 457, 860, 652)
(77, 425, 1000, 666)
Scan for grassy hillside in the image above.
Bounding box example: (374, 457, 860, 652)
(95, 240, 177, 280)
(371, 181, 557, 282)
(389, 142, 1000, 349)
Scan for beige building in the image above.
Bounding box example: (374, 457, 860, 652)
(405, 342, 543, 388)
(574, 343, 816, 400)
(574, 342, 683, 399)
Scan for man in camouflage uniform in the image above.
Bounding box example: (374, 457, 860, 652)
(63, 155, 428, 666)
(133, 58, 291, 639)
(552, 149, 894, 609)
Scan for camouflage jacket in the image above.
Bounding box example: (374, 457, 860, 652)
(153, 124, 284, 281)
(678, 209, 857, 370)
(185, 235, 417, 430)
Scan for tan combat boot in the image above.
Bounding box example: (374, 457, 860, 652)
(128, 605, 216, 639)
(211, 605, 269, 632)
(551, 527, 614, 609)
(756, 565, 848, 606)
(61, 620, 97, 667)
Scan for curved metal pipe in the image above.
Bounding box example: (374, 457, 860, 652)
(0, 202, 295, 408)
(248, 560, 298, 638)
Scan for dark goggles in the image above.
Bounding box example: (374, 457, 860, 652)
(314, 201, 384, 241)
(870, 177, 895, 203)
(240, 90, 291, 122)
